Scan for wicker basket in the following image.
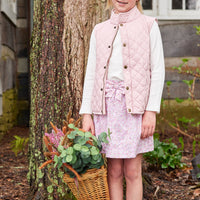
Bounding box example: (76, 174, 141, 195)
(63, 166, 110, 200)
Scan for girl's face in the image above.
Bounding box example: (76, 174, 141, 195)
(111, 0, 138, 13)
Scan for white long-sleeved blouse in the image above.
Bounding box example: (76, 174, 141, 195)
(79, 21, 165, 114)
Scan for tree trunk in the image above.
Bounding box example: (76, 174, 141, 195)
(28, 0, 109, 199)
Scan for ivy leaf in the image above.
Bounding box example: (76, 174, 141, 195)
(182, 58, 190, 63)
(166, 81, 172, 86)
(175, 98, 184, 103)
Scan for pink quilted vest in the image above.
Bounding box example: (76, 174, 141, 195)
(91, 6, 156, 115)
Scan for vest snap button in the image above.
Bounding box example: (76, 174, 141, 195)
(123, 43, 126, 47)
(108, 45, 111, 48)
(124, 65, 127, 69)
(126, 86, 129, 90)
(120, 24, 123, 27)
(100, 88, 103, 91)
(114, 26, 116, 29)
(104, 66, 106, 69)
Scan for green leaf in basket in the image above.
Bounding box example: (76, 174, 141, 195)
(77, 137, 87, 145)
(82, 156, 91, 164)
(85, 132, 92, 138)
(92, 154, 101, 161)
(97, 140, 102, 149)
(62, 157, 66, 163)
(66, 155, 73, 163)
(73, 144, 81, 151)
(66, 147, 74, 155)
(76, 131, 84, 137)
(108, 128, 111, 139)
(89, 159, 104, 169)
(81, 145, 89, 152)
(68, 123, 75, 129)
(81, 151, 90, 159)
(98, 132, 109, 144)
(67, 131, 77, 139)
(90, 146, 99, 155)
(90, 158, 97, 164)
(72, 159, 82, 169)
(58, 145, 64, 152)
(58, 158, 63, 169)
(91, 135, 97, 142)
(76, 165, 84, 173)
(54, 155, 58, 163)
(60, 150, 67, 158)
(71, 154, 77, 164)
(84, 143, 92, 148)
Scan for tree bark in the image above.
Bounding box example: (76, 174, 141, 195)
(28, 0, 109, 199)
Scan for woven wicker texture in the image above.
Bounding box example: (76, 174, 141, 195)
(63, 167, 110, 200)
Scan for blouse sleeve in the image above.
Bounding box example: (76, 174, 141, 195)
(79, 28, 96, 114)
(145, 21, 165, 113)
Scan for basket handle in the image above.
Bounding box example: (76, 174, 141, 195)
(63, 163, 81, 181)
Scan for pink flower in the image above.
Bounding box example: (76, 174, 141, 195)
(45, 128, 64, 150)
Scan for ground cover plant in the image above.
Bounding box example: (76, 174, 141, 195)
(144, 134, 185, 169)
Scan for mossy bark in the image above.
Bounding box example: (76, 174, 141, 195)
(28, 0, 109, 199)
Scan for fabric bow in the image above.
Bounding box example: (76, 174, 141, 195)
(105, 80, 125, 101)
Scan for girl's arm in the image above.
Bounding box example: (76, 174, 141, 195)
(79, 28, 96, 135)
(141, 21, 165, 139)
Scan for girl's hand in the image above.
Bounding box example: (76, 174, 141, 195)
(141, 111, 156, 139)
(82, 114, 95, 135)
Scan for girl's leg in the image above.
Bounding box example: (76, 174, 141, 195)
(107, 158, 124, 200)
(124, 154, 143, 200)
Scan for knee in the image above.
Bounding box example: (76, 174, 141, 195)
(108, 163, 123, 179)
(124, 165, 142, 182)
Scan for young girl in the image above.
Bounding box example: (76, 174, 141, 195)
(79, 0, 165, 199)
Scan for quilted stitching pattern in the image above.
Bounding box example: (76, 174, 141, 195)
(91, 7, 155, 114)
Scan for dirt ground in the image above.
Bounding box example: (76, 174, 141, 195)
(0, 127, 200, 200)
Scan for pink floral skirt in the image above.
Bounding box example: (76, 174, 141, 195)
(93, 80, 154, 158)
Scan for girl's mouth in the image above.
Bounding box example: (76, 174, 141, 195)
(116, 0, 128, 4)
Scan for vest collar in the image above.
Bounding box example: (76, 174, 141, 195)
(110, 6, 141, 25)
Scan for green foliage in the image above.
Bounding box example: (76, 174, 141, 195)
(10, 135, 29, 156)
(166, 81, 172, 86)
(53, 124, 111, 178)
(144, 135, 185, 169)
(194, 25, 200, 36)
(182, 79, 193, 87)
(175, 98, 184, 103)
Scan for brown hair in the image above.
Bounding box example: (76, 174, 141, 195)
(106, 0, 143, 13)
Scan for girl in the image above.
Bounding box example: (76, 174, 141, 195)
(79, 0, 165, 199)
